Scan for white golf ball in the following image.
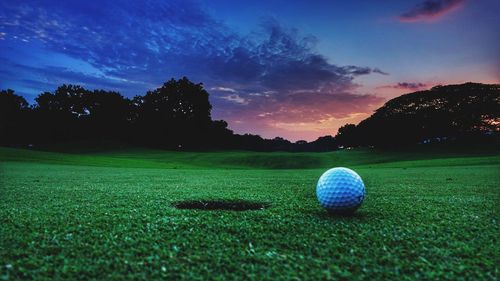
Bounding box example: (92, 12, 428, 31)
(316, 167, 365, 213)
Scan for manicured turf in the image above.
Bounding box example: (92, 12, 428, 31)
(0, 147, 498, 280)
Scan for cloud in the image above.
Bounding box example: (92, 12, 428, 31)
(220, 94, 249, 105)
(210, 87, 237, 93)
(399, 0, 465, 22)
(378, 82, 428, 90)
(342, 66, 388, 76)
(0, 58, 147, 98)
(373, 68, 389, 75)
(0, 0, 387, 140)
(216, 90, 384, 141)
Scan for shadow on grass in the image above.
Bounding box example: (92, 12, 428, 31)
(310, 209, 379, 222)
(173, 199, 271, 211)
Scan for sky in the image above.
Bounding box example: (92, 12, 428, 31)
(1, 0, 499, 141)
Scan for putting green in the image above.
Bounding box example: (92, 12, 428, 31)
(0, 147, 498, 280)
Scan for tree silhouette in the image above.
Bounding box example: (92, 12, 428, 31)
(132, 77, 213, 147)
(0, 89, 30, 145)
(83, 90, 132, 140)
(336, 83, 500, 147)
(33, 85, 88, 142)
(335, 124, 358, 147)
(2, 81, 497, 150)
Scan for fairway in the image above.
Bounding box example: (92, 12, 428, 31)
(0, 148, 499, 280)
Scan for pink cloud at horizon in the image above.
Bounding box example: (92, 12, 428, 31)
(213, 77, 500, 142)
(211, 90, 386, 142)
(224, 112, 372, 142)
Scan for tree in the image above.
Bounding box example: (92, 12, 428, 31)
(309, 135, 338, 151)
(33, 85, 90, 142)
(35, 85, 89, 116)
(335, 124, 358, 147)
(0, 89, 30, 145)
(336, 83, 500, 147)
(133, 77, 213, 147)
(83, 90, 132, 140)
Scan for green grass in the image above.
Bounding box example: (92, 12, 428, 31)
(1, 146, 498, 169)
(0, 147, 499, 280)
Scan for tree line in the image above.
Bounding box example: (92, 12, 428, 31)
(1, 80, 498, 150)
(0, 77, 337, 151)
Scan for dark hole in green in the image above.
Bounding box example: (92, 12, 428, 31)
(174, 200, 270, 211)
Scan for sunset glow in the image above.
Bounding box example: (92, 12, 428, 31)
(1, 0, 498, 141)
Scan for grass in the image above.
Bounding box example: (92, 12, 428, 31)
(0, 147, 498, 280)
(1, 146, 498, 169)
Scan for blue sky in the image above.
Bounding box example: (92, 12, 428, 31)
(0, 0, 498, 140)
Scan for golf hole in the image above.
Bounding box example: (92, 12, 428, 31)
(174, 200, 270, 211)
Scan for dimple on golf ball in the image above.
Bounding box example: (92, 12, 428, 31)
(316, 167, 365, 213)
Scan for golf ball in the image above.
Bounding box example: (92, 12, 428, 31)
(316, 167, 365, 213)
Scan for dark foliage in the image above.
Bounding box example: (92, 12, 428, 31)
(2, 81, 497, 150)
(0, 78, 337, 151)
(130, 78, 215, 148)
(335, 83, 500, 147)
(32, 85, 133, 143)
(0, 89, 30, 145)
